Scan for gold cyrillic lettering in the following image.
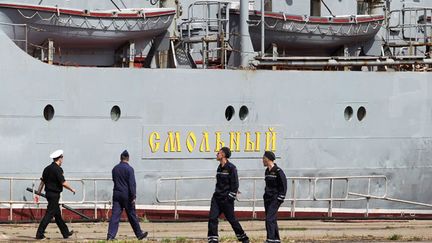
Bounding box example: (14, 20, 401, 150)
(245, 132, 258, 152)
(229, 132, 241, 152)
(186, 132, 197, 152)
(255, 132, 261, 152)
(200, 132, 210, 152)
(265, 128, 277, 151)
(164, 131, 182, 152)
(149, 132, 160, 153)
(214, 131, 225, 152)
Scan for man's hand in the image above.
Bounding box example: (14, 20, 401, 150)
(71, 188, 76, 195)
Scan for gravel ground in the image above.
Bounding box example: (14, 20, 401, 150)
(0, 220, 431, 242)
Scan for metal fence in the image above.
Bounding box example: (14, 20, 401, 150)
(156, 175, 432, 220)
(0, 177, 111, 221)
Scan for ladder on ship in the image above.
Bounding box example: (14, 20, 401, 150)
(178, 0, 232, 69)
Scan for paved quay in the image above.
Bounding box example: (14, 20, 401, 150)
(0, 220, 432, 242)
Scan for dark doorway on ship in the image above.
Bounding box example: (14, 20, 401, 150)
(264, 0, 272, 11)
(311, 0, 321, 16)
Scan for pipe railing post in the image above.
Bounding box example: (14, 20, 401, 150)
(9, 178, 13, 221)
(328, 179, 333, 217)
(94, 180, 98, 219)
(290, 179, 296, 218)
(252, 179, 257, 219)
(174, 180, 179, 220)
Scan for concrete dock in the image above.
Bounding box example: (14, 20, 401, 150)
(0, 220, 431, 242)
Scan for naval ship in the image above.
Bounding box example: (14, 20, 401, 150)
(0, 0, 432, 222)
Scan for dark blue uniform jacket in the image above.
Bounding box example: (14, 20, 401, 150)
(264, 164, 287, 202)
(214, 161, 239, 200)
(112, 161, 136, 200)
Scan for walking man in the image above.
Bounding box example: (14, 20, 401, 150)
(208, 147, 249, 243)
(263, 151, 287, 243)
(107, 150, 148, 240)
(35, 149, 76, 240)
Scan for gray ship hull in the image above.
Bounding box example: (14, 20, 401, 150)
(0, 28, 431, 220)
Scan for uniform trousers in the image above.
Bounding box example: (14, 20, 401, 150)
(107, 193, 144, 239)
(264, 197, 282, 242)
(207, 196, 248, 242)
(36, 191, 70, 238)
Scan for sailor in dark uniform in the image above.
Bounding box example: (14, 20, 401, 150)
(107, 150, 148, 240)
(208, 147, 249, 243)
(263, 151, 287, 243)
(35, 149, 76, 240)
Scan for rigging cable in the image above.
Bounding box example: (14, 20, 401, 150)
(110, 0, 121, 11)
(320, 0, 336, 17)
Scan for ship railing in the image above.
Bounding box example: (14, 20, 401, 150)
(179, 0, 231, 42)
(0, 177, 111, 221)
(0, 22, 28, 53)
(178, 1, 231, 68)
(156, 175, 390, 220)
(387, 7, 432, 55)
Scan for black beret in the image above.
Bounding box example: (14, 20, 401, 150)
(220, 147, 231, 159)
(264, 151, 276, 161)
(121, 150, 129, 157)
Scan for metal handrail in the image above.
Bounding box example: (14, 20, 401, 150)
(156, 175, 389, 219)
(180, 0, 230, 41)
(0, 21, 28, 52)
(387, 7, 432, 46)
(0, 177, 112, 221)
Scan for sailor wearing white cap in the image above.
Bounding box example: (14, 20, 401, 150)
(49, 149, 64, 159)
(35, 149, 76, 240)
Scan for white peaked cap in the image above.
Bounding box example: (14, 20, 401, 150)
(50, 149, 64, 159)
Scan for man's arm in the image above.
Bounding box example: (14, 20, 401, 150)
(62, 181, 76, 194)
(37, 179, 45, 194)
(277, 169, 288, 203)
(228, 166, 239, 200)
(128, 167, 137, 202)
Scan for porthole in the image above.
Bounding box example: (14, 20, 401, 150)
(344, 106, 353, 121)
(357, 106, 366, 121)
(239, 106, 249, 121)
(225, 106, 235, 121)
(43, 104, 55, 121)
(111, 105, 121, 121)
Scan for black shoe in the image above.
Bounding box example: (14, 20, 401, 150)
(242, 240, 250, 243)
(63, 230, 74, 239)
(138, 231, 148, 240)
(107, 237, 116, 241)
(35, 235, 46, 240)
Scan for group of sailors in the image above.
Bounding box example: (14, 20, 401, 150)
(35, 147, 287, 243)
